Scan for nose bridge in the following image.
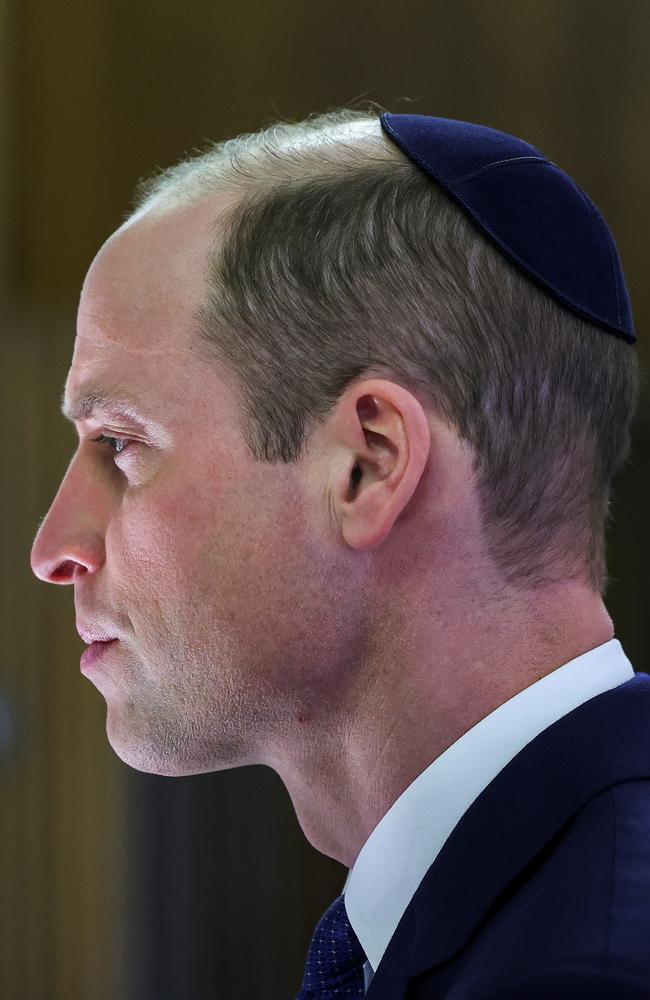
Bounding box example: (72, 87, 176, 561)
(30, 448, 111, 582)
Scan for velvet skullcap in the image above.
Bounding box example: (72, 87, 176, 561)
(379, 113, 635, 344)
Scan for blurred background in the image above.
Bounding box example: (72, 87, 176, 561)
(1, 1, 648, 997)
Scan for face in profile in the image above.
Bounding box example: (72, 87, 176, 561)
(29, 197, 368, 778)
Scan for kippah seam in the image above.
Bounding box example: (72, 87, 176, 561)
(454, 158, 623, 329)
(568, 182, 624, 328)
(452, 156, 549, 187)
(378, 113, 633, 342)
(441, 187, 627, 339)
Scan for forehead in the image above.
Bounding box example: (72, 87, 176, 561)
(67, 197, 232, 424)
(77, 201, 215, 350)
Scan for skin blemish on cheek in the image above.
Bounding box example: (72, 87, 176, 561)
(297, 714, 311, 724)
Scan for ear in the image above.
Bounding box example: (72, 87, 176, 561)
(330, 379, 432, 551)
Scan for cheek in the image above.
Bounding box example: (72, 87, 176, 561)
(108, 456, 308, 632)
(120, 466, 253, 587)
(111, 481, 213, 583)
(106, 484, 227, 653)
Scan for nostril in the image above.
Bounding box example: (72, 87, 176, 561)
(51, 559, 77, 581)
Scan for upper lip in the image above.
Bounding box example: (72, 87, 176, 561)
(76, 624, 119, 645)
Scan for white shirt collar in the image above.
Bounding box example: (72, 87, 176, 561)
(342, 638, 635, 991)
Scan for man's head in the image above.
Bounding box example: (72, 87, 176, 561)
(30, 109, 638, 845)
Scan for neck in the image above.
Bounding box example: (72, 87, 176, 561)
(267, 586, 614, 868)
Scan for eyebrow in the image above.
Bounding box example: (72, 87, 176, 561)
(60, 386, 149, 426)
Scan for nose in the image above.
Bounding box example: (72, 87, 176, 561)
(30, 454, 108, 584)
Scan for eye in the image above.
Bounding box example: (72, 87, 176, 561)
(91, 433, 133, 458)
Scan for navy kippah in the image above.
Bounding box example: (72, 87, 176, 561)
(379, 113, 635, 344)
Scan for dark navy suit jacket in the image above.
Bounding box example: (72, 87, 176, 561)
(364, 672, 650, 998)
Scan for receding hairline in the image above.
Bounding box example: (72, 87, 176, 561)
(124, 114, 405, 223)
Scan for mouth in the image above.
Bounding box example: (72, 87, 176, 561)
(80, 638, 119, 671)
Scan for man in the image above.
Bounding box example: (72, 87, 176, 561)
(30, 107, 649, 998)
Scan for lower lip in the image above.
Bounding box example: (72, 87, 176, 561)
(80, 639, 118, 671)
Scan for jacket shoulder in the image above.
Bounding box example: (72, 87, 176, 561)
(409, 780, 650, 998)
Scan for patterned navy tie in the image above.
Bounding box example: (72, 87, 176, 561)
(296, 892, 367, 998)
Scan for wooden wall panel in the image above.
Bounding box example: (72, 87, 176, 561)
(0, 309, 129, 999)
(9, 0, 650, 368)
(1, 0, 9, 297)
